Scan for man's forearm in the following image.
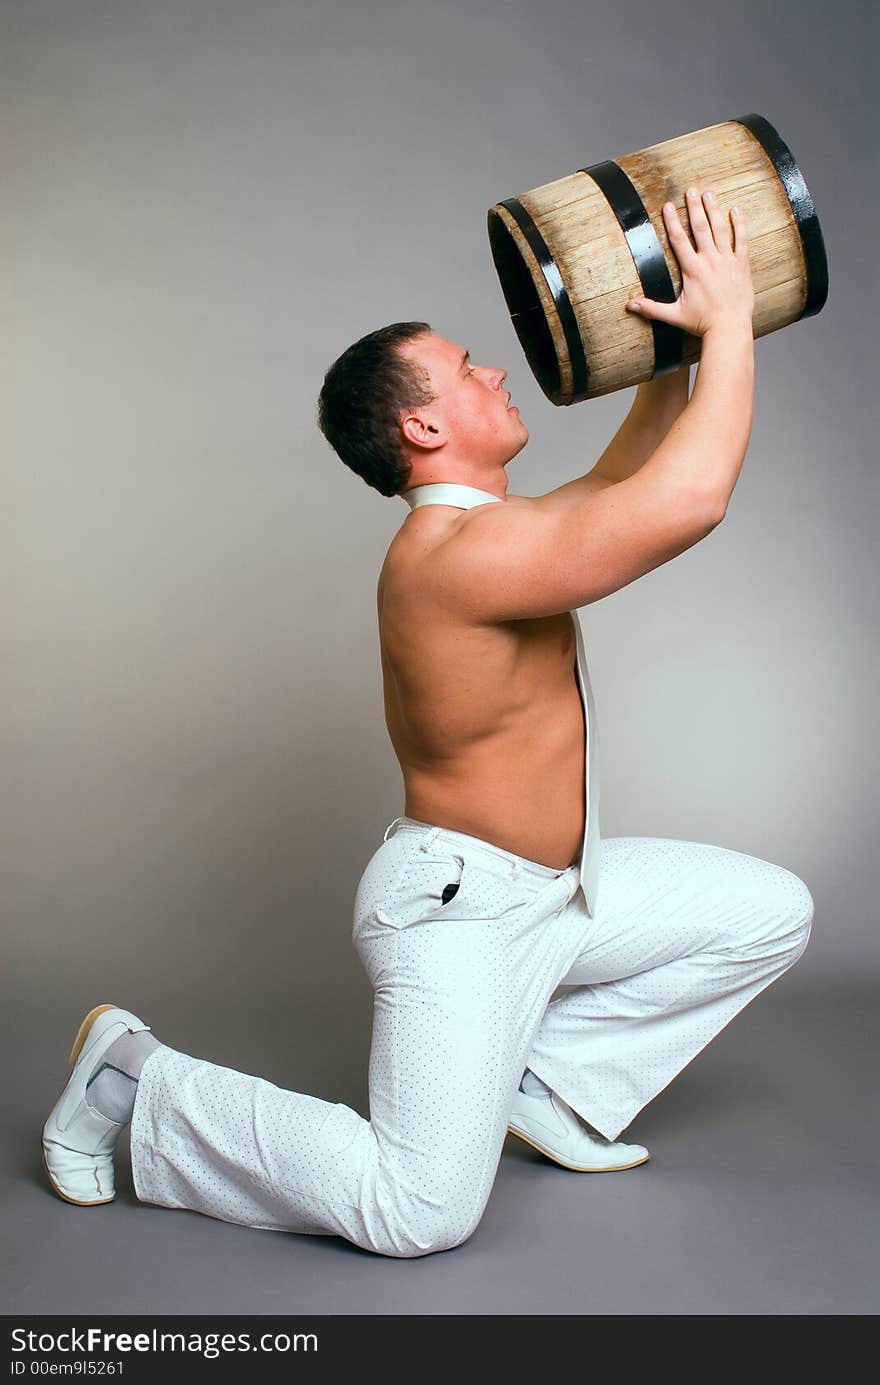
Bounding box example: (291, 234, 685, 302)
(640, 319, 753, 511)
(592, 366, 692, 483)
(536, 365, 693, 509)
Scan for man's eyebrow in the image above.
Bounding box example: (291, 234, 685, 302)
(459, 350, 470, 371)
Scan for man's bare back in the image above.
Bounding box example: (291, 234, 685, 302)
(377, 495, 586, 872)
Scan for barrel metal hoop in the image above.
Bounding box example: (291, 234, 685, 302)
(579, 158, 684, 378)
(732, 113, 829, 320)
(498, 197, 590, 403)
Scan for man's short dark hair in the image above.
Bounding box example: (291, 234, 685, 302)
(316, 321, 435, 497)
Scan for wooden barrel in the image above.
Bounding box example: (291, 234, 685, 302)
(487, 113, 828, 405)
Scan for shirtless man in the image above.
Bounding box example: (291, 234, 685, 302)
(42, 189, 814, 1258)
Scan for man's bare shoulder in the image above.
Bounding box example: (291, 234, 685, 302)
(377, 489, 612, 625)
(380, 472, 616, 592)
(379, 493, 539, 591)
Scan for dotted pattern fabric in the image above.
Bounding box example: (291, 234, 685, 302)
(128, 826, 813, 1259)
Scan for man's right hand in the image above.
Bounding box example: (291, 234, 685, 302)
(626, 186, 755, 338)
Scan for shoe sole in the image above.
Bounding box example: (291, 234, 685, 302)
(507, 1123, 651, 1172)
(42, 1002, 122, 1207)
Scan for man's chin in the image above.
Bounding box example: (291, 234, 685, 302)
(506, 428, 530, 461)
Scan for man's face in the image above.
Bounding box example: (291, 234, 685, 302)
(398, 332, 529, 472)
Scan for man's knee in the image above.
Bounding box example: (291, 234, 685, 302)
(788, 875, 814, 959)
(379, 1210, 483, 1259)
(374, 1178, 488, 1258)
(717, 865, 814, 965)
(759, 868, 814, 962)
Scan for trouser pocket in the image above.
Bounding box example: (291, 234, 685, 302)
(374, 847, 541, 930)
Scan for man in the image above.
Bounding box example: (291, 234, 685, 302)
(43, 189, 813, 1258)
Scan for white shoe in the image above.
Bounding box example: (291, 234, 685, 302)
(508, 1083, 650, 1172)
(42, 1002, 152, 1206)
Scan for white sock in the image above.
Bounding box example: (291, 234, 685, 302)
(519, 1067, 551, 1096)
(85, 1029, 162, 1125)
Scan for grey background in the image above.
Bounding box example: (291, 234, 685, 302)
(5, 0, 877, 1316)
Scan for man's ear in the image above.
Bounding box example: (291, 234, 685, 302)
(400, 411, 447, 451)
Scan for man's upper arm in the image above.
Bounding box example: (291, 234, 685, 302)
(422, 471, 718, 623)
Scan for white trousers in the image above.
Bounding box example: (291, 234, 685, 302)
(129, 817, 814, 1258)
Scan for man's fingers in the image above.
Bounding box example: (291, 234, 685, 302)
(661, 201, 697, 267)
(701, 190, 732, 253)
(731, 204, 749, 257)
(626, 295, 680, 326)
(685, 187, 714, 252)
